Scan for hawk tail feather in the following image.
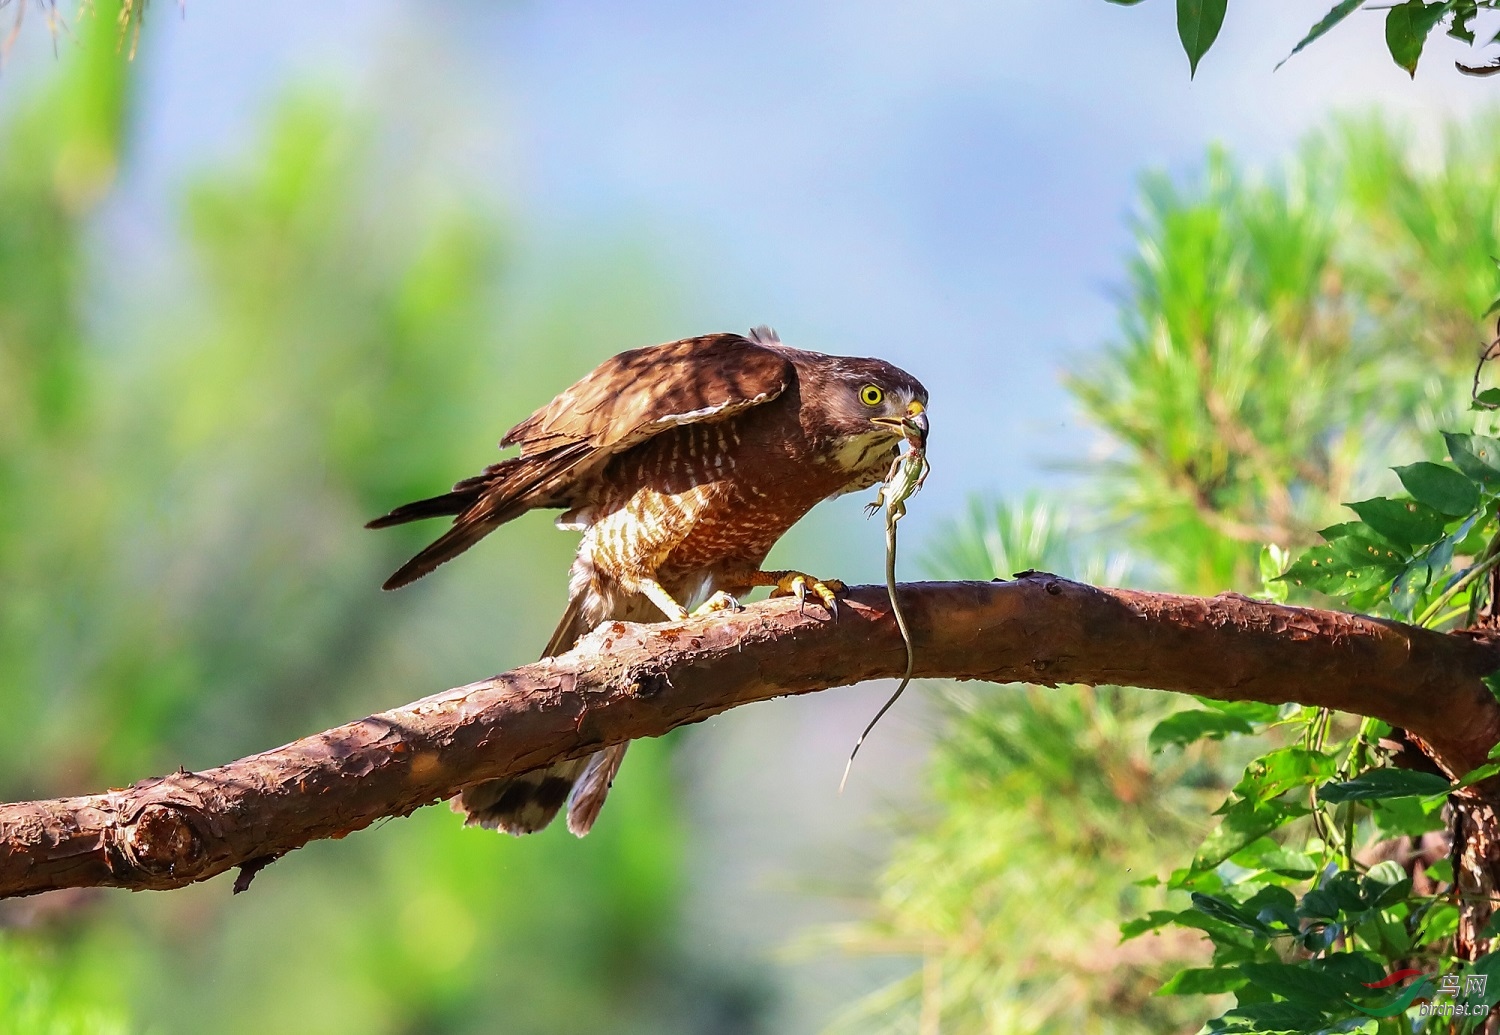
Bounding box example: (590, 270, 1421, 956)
(454, 756, 591, 834)
(364, 488, 481, 530)
(379, 514, 505, 591)
(540, 591, 588, 660)
(454, 589, 626, 837)
(371, 448, 593, 591)
(565, 743, 627, 837)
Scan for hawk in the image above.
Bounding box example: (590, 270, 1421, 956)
(369, 327, 929, 836)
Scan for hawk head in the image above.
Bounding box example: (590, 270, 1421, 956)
(748, 325, 927, 477)
(823, 356, 928, 448)
(750, 324, 924, 444)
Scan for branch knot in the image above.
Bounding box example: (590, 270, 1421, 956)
(118, 802, 208, 880)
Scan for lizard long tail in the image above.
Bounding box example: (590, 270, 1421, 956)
(838, 515, 916, 794)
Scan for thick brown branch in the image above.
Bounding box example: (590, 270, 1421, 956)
(5, 573, 1500, 899)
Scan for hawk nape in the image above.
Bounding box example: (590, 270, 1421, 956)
(369, 327, 929, 837)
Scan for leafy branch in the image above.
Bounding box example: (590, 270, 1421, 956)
(1107, 0, 1500, 78)
(1134, 425, 1500, 1034)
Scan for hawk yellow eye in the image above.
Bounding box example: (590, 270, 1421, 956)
(860, 385, 884, 407)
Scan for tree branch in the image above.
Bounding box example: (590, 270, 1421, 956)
(5, 572, 1500, 899)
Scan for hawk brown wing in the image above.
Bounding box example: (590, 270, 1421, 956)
(369, 333, 794, 590)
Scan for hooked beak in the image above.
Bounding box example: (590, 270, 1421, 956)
(904, 408, 929, 448)
(871, 402, 928, 448)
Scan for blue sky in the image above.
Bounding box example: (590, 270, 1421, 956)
(82, 0, 1487, 519)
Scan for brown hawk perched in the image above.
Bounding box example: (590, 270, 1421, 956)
(369, 327, 929, 836)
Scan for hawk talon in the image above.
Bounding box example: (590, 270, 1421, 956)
(691, 591, 744, 617)
(765, 571, 844, 618)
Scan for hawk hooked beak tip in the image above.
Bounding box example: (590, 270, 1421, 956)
(871, 403, 928, 448)
(904, 408, 929, 448)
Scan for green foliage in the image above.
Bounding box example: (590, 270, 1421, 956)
(1178, 0, 1229, 78)
(1070, 114, 1500, 594)
(1110, 0, 1500, 78)
(824, 500, 1230, 1034)
(846, 114, 1500, 1033)
(1127, 420, 1500, 1034)
(1277, 435, 1499, 625)
(1386, 1, 1453, 77)
(0, 935, 130, 1035)
(1279, 0, 1369, 69)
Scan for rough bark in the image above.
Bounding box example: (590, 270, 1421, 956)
(1455, 801, 1500, 961)
(4, 573, 1500, 900)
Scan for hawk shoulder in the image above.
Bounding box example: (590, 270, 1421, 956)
(503, 333, 793, 461)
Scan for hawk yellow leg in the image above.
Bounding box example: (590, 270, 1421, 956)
(752, 569, 846, 616)
(637, 579, 692, 621)
(636, 581, 745, 622)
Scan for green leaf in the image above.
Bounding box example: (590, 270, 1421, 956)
(1385, 0, 1448, 77)
(1235, 747, 1338, 801)
(1230, 837, 1318, 878)
(1449, 0, 1478, 42)
(1326, 870, 1369, 913)
(1279, 533, 1406, 597)
(1121, 909, 1188, 941)
(1370, 794, 1447, 838)
(1197, 698, 1281, 723)
(1311, 952, 1386, 989)
(1389, 509, 1477, 617)
(1486, 670, 1500, 702)
(1149, 709, 1256, 752)
(1257, 544, 1291, 604)
(1394, 461, 1481, 516)
(1242, 960, 1359, 1004)
(1419, 902, 1460, 944)
(1459, 761, 1500, 786)
(1389, 558, 1426, 617)
(1464, 951, 1500, 1009)
(1316, 522, 1360, 544)
(1243, 884, 1300, 928)
(1157, 966, 1249, 995)
(1362, 860, 1413, 910)
(1217, 1000, 1336, 1031)
(1318, 768, 1452, 803)
(1477, 387, 1500, 408)
(1192, 796, 1310, 873)
(1346, 497, 1447, 549)
(1189, 892, 1281, 937)
(1178, 0, 1228, 78)
(1278, 0, 1367, 68)
(1300, 886, 1340, 921)
(1445, 432, 1500, 487)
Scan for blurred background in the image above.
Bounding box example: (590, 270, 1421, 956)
(2, 1, 1499, 1032)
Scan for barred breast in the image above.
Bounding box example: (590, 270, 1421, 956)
(572, 413, 869, 600)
